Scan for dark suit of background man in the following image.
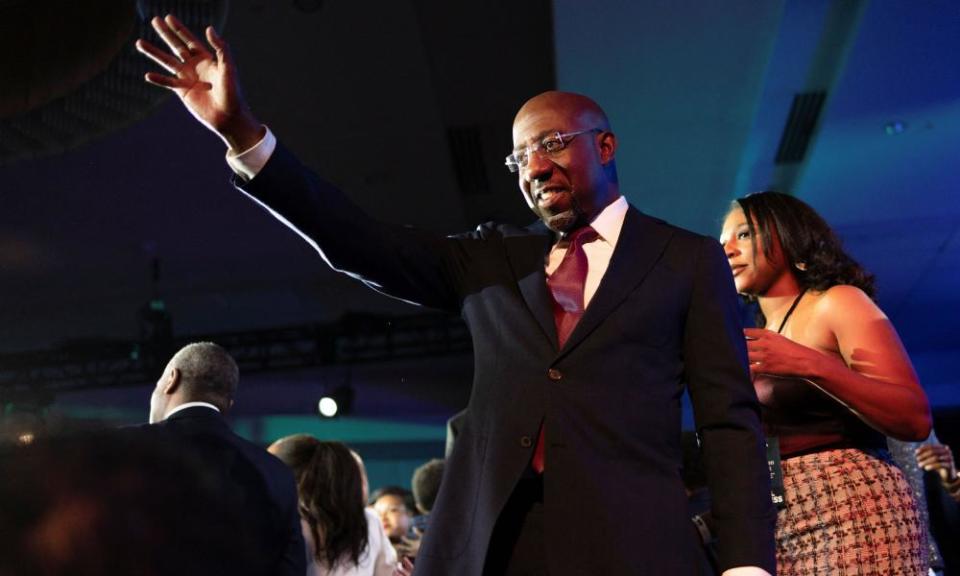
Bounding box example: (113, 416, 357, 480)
(138, 15, 776, 576)
(148, 341, 306, 576)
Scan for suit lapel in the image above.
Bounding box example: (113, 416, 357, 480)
(560, 207, 675, 354)
(505, 223, 557, 345)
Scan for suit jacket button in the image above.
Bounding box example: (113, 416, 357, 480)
(547, 368, 562, 381)
(520, 436, 532, 448)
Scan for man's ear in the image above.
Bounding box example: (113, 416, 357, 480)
(162, 367, 181, 395)
(598, 131, 617, 164)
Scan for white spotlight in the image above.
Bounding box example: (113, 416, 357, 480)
(318, 397, 339, 418)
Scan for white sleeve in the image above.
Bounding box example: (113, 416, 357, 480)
(225, 126, 277, 181)
(368, 509, 398, 576)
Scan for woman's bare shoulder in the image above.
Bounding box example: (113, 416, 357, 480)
(812, 285, 883, 315)
(801, 285, 886, 338)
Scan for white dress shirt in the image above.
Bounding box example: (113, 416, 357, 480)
(546, 194, 627, 306)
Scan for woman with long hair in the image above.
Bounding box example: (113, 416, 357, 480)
(268, 435, 397, 576)
(719, 191, 932, 575)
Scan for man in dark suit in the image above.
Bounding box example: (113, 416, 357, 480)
(138, 15, 775, 575)
(148, 341, 306, 576)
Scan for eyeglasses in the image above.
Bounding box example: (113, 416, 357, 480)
(505, 128, 601, 173)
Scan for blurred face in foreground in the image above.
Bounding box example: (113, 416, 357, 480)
(372, 494, 412, 540)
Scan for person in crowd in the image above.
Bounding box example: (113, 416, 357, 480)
(392, 458, 446, 568)
(917, 441, 960, 574)
(269, 435, 398, 576)
(369, 486, 417, 545)
(412, 458, 445, 519)
(148, 341, 306, 576)
(720, 190, 933, 575)
(137, 15, 775, 575)
(351, 449, 372, 503)
(888, 435, 946, 575)
(917, 442, 960, 502)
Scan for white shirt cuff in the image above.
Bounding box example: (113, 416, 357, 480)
(225, 126, 276, 181)
(723, 567, 772, 576)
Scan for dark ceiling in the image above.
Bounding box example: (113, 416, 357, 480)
(1, 0, 958, 431)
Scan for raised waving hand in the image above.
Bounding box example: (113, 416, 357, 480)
(136, 14, 262, 151)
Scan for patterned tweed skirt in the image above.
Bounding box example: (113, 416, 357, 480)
(776, 448, 928, 576)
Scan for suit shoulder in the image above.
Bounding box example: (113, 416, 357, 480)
(155, 414, 288, 476)
(631, 209, 716, 251)
(647, 213, 708, 240)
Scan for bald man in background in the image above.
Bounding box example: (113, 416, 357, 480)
(148, 342, 305, 576)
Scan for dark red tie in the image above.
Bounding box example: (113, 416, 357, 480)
(532, 226, 598, 473)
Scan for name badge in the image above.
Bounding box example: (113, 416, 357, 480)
(766, 436, 786, 510)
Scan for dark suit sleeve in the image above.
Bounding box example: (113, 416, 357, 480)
(682, 238, 776, 573)
(235, 142, 474, 313)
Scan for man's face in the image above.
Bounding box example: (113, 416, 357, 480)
(512, 100, 611, 232)
(372, 494, 412, 540)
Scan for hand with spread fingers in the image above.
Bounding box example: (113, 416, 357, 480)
(136, 14, 263, 152)
(916, 443, 960, 501)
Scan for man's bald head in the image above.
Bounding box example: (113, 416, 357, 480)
(168, 342, 238, 410)
(149, 342, 238, 422)
(513, 91, 611, 138)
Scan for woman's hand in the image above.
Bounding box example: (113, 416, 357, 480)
(744, 300, 931, 442)
(743, 327, 822, 379)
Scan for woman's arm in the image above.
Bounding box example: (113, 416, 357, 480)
(745, 285, 931, 441)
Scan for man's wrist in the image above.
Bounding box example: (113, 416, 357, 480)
(221, 112, 265, 154)
(226, 126, 275, 181)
